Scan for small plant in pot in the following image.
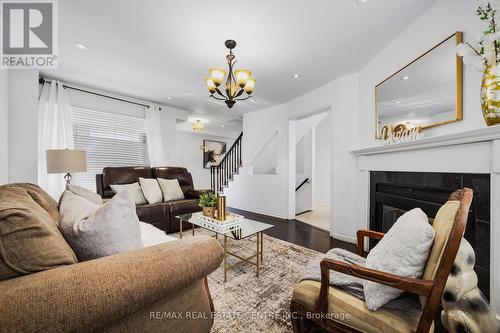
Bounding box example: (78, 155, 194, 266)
(199, 192, 217, 218)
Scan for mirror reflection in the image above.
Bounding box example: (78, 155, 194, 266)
(376, 32, 463, 139)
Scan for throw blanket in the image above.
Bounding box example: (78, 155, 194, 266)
(300, 248, 421, 312)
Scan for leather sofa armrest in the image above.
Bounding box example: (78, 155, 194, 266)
(95, 173, 104, 197)
(185, 189, 211, 199)
(0, 236, 222, 333)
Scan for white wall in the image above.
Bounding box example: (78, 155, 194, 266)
(230, 0, 485, 242)
(315, 113, 331, 205)
(358, 0, 484, 147)
(9, 70, 39, 183)
(175, 131, 235, 189)
(227, 73, 358, 237)
(0, 70, 9, 185)
(295, 128, 313, 214)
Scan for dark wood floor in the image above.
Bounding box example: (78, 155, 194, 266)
(229, 208, 356, 254)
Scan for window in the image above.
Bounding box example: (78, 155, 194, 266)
(72, 108, 150, 191)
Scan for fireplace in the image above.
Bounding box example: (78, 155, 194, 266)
(370, 171, 491, 299)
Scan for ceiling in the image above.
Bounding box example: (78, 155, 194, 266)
(42, 0, 437, 134)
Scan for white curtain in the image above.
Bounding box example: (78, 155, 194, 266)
(145, 105, 165, 166)
(38, 80, 74, 199)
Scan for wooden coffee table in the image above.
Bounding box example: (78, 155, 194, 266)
(176, 212, 273, 282)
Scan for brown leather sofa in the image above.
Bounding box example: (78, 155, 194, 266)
(96, 166, 208, 234)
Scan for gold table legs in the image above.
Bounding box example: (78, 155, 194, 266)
(178, 218, 265, 283)
(223, 232, 264, 282)
(178, 220, 195, 239)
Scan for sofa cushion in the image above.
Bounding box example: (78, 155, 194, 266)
(110, 182, 147, 204)
(293, 280, 422, 333)
(168, 199, 202, 233)
(152, 167, 194, 194)
(139, 177, 163, 204)
(102, 166, 152, 192)
(158, 178, 185, 201)
(140, 222, 176, 247)
(0, 184, 77, 280)
(59, 190, 143, 261)
(136, 202, 168, 229)
(67, 184, 102, 205)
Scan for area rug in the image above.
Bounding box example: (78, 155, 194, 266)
(178, 230, 322, 333)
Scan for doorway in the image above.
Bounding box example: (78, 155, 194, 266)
(292, 110, 331, 231)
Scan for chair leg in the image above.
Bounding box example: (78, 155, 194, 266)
(291, 315, 303, 333)
(290, 301, 304, 333)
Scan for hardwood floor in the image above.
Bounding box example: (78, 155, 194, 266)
(229, 208, 356, 254)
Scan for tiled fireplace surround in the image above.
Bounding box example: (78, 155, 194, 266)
(351, 127, 500, 318)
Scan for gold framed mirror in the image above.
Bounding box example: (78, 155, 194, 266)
(375, 32, 463, 139)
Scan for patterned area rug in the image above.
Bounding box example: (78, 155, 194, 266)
(178, 230, 321, 333)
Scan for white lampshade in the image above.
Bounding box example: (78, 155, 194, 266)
(205, 77, 217, 94)
(209, 68, 226, 86)
(46, 149, 87, 174)
(244, 77, 256, 94)
(234, 69, 252, 88)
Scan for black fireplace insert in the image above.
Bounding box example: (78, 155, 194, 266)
(370, 171, 490, 299)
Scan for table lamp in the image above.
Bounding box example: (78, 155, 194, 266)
(46, 149, 87, 184)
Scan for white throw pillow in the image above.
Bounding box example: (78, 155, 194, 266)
(364, 208, 435, 310)
(139, 222, 176, 247)
(139, 177, 163, 204)
(59, 190, 144, 261)
(157, 178, 185, 202)
(110, 182, 146, 205)
(66, 184, 103, 205)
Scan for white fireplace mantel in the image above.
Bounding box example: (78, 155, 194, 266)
(351, 126, 500, 156)
(350, 126, 500, 317)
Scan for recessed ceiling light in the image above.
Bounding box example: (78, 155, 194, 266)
(74, 42, 87, 50)
(292, 74, 301, 79)
(356, 0, 368, 4)
(396, 101, 401, 104)
(221, 124, 225, 128)
(167, 96, 174, 100)
(401, 76, 409, 80)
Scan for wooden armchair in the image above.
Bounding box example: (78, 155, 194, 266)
(290, 188, 473, 333)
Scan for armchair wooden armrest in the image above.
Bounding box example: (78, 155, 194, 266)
(356, 229, 385, 256)
(316, 258, 433, 313)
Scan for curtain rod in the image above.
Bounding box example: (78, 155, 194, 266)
(39, 77, 151, 109)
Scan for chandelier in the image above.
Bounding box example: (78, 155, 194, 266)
(192, 120, 204, 131)
(205, 40, 256, 109)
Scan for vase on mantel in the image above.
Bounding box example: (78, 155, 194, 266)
(481, 64, 500, 126)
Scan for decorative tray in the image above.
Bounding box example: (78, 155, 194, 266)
(198, 213, 244, 234)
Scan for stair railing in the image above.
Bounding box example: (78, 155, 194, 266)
(295, 178, 310, 192)
(210, 132, 243, 193)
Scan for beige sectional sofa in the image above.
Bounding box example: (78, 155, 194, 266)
(0, 183, 223, 333)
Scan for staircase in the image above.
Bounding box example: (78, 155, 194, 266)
(210, 132, 243, 193)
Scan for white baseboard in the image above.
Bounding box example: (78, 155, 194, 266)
(330, 232, 357, 244)
(228, 203, 288, 220)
